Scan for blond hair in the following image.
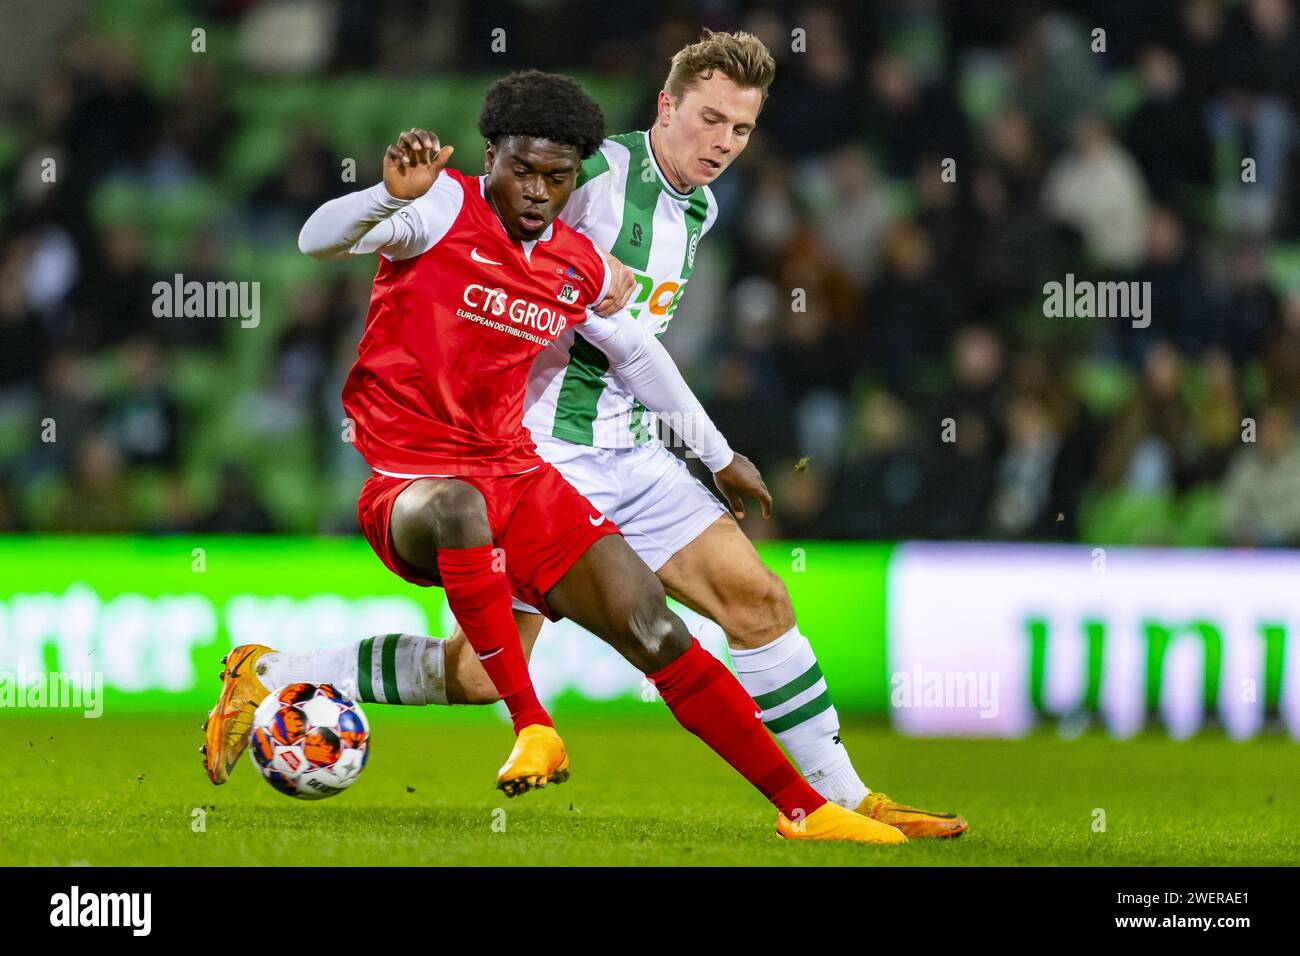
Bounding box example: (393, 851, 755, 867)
(665, 29, 776, 103)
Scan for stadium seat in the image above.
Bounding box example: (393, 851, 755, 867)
(19, 469, 68, 531)
(1071, 360, 1136, 418)
(1177, 485, 1223, 548)
(1078, 488, 1176, 546)
(127, 467, 171, 527)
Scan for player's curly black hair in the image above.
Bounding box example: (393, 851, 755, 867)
(478, 70, 606, 159)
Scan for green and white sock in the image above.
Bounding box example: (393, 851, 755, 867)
(730, 626, 869, 810)
(257, 634, 448, 705)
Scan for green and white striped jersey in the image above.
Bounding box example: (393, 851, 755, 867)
(524, 130, 719, 449)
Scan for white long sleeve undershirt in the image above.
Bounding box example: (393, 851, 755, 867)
(579, 316, 733, 472)
(298, 179, 462, 260)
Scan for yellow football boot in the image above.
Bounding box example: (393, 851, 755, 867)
(777, 801, 909, 844)
(856, 792, 968, 839)
(201, 644, 275, 784)
(496, 724, 570, 797)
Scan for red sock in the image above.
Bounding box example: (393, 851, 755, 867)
(650, 638, 827, 819)
(437, 545, 551, 734)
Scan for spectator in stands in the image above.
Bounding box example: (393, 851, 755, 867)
(1188, 347, 1245, 486)
(64, 38, 157, 187)
(835, 389, 924, 539)
(1262, 293, 1300, 410)
(1097, 340, 1191, 492)
(1124, 46, 1214, 205)
(1042, 113, 1151, 270)
(53, 435, 133, 532)
(105, 336, 181, 468)
(868, 53, 968, 180)
(194, 463, 276, 534)
(813, 145, 891, 292)
(0, 237, 48, 397)
(1208, 0, 1300, 232)
(916, 326, 1005, 538)
(988, 394, 1063, 539)
(868, 222, 963, 393)
(1004, 347, 1098, 539)
(1220, 404, 1300, 546)
(1129, 205, 1221, 362)
(1221, 238, 1283, 363)
(31, 349, 102, 477)
(73, 224, 154, 349)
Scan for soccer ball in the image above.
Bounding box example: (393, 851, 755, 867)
(248, 683, 370, 800)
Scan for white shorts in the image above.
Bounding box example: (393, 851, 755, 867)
(511, 433, 727, 614)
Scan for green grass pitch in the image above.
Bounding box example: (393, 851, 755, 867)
(3, 710, 1297, 866)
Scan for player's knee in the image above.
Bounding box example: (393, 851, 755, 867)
(720, 567, 795, 648)
(397, 480, 490, 549)
(621, 590, 690, 672)
(428, 482, 490, 542)
(759, 570, 795, 622)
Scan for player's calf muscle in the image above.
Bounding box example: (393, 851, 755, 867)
(549, 540, 690, 673)
(564, 585, 687, 673)
(445, 632, 502, 704)
(445, 612, 543, 705)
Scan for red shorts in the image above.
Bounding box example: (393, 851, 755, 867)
(356, 464, 620, 620)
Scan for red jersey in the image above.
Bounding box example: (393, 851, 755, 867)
(342, 169, 609, 477)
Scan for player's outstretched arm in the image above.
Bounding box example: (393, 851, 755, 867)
(579, 315, 772, 519)
(298, 129, 455, 260)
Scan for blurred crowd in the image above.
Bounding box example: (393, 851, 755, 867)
(3, 0, 1300, 547)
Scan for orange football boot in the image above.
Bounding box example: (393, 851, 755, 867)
(777, 801, 909, 844)
(496, 724, 570, 797)
(201, 644, 275, 784)
(857, 791, 968, 838)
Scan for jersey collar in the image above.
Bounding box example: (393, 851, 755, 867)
(643, 129, 694, 203)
